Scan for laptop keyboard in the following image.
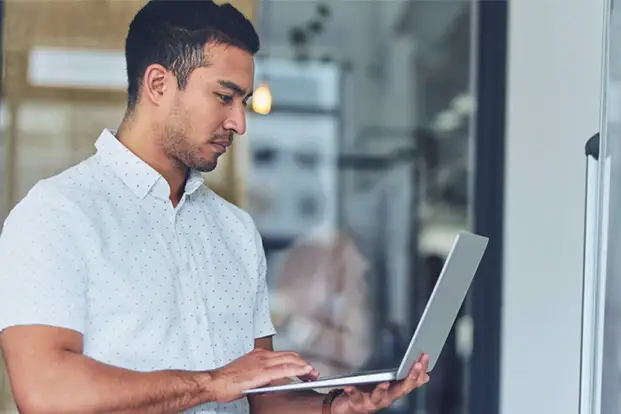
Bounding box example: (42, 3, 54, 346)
(313, 368, 396, 382)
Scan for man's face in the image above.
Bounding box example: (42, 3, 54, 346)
(161, 43, 254, 172)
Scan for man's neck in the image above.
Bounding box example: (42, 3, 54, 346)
(115, 118, 187, 204)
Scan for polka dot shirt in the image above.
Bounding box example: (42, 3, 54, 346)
(0, 129, 276, 413)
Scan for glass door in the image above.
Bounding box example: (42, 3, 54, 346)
(581, 0, 621, 413)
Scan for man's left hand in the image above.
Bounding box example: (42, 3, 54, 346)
(330, 353, 430, 414)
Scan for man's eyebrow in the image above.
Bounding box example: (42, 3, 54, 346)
(218, 80, 252, 98)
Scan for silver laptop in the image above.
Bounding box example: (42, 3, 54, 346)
(243, 231, 488, 395)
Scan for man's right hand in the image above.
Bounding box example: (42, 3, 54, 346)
(211, 348, 317, 402)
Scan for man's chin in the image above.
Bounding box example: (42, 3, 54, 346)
(183, 153, 219, 173)
(192, 161, 218, 173)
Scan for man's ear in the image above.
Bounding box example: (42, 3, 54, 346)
(143, 63, 172, 105)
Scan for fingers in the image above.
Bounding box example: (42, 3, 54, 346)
(253, 350, 314, 373)
(263, 362, 314, 381)
(298, 369, 320, 382)
(344, 386, 364, 407)
(242, 364, 312, 394)
(252, 349, 316, 383)
(341, 369, 428, 414)
(388, 353, 430, 398)
(352, 368, 427, 413)
(411, 353, 430, 386)
(266, 353, 315, 377)
(261, 352, 312, 370)
(264, 354, 314, 379)
(370, 382, 391, 406)
(345, 383, 392, 412)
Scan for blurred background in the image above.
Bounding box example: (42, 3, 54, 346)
(0, 0, 618, 414)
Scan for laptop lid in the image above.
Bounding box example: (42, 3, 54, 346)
(395, 231, 488, 379)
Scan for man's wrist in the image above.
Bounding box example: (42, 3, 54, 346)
(194, 370, 222, 402)
(322, 389, 345, 414)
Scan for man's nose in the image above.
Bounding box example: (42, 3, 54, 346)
(223, 105, 247, 135)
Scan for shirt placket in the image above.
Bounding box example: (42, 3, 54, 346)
(171, 196, 216, 371)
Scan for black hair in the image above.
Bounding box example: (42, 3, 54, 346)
(125, 0, 260, 109)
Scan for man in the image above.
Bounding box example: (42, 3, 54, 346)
(0, 1, 429, 413)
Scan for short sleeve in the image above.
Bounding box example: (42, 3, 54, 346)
(253, 228, 276, 339)
(0, 184, 88, 334)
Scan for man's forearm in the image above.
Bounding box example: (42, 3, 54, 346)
(20, 350, 217, 414)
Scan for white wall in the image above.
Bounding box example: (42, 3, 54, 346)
(501, 0, 606, 413)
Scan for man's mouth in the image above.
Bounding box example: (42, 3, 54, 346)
(212, 142, 229, 153)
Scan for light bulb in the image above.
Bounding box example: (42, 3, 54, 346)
(252, 82, 272, 115)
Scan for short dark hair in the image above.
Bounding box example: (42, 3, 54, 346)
(125, 0, 260, 109)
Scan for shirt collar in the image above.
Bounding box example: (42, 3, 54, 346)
(94, 128, 205, 200)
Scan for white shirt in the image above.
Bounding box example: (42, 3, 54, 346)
(0, 129, 276, 414)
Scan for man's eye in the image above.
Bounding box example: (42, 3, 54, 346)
(216, 94, 233, 104)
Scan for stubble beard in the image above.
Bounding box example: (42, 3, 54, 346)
(162, 121, 218, 173)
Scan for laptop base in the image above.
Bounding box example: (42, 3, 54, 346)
(242, 369, 397, 395)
